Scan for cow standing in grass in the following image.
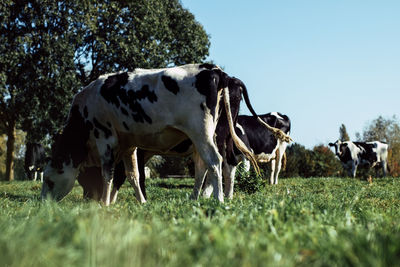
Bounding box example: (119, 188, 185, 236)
(329, 140, 389, 178)
(42, 64, 289, 205)
(201, 112, 291, 199)
(24, 143, 47, 182)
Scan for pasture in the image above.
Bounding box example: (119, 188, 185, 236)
(1, 177, 400, 267)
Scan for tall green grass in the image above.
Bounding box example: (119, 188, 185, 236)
(1, 177, 400, 267)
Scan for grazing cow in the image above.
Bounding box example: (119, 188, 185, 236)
(75, 77, 291, 202)
(328, 140, 389, 178)
(202, 112, 291, 199)
(41, 64, 290, 205)
(24, 143, 47, 182)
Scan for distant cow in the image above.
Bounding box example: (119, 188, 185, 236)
(329, 140, 389, 178)
(201, 112, 291, 199)
(24, 143, 47, 182)
(42, 64, 289, 205)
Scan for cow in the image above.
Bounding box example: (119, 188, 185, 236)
(41, 64, 291, 205)
(24, 143, 47, 182)
(201, 112, 291, 199)
(72, 77, 292, 202)
(78, 112, 291, 201)
(328, 140, 389, 178)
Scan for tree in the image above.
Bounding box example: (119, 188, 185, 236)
(280, 143, 342, 178)
(339, 123, 350, 141)
(0, 0, 210, 180)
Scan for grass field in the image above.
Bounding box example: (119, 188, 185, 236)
(1, 177, 400, 267)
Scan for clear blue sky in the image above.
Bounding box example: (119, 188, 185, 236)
(181, 0, 400, 148)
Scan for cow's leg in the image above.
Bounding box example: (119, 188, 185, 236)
(273, 147, 286, 185)
(194, 141, 223, 202)
(202, 178, 213, 198)
(39, 172, 44, 183)
(33, 171, 38, 182)
(100, 163, 114, 206)
(97, 144, 116, 206)
(270, 159, 276, 185)
(123, 149, 146, 204)
(223, 162, 237, 199)
(137, 149, 147, 200)
(110, 187, 119, 204)
(350, 163, 357, 178)
(191, 150, 208, 200)
(382, 162, 388, 177)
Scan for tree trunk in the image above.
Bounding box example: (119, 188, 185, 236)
(5, 120, 16, 181)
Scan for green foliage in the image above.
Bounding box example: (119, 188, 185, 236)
(1, 0, 210, 142)
(339, 123, 350, 141)
(235, 162, 266, 194)
(1, 177, 400, 266)
(281, 143, 342, 178)
(1, 0, 210, 179)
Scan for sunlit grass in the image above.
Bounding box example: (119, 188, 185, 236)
(1, 177, 400, 266)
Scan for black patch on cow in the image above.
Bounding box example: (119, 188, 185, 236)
(93, 118, 112, 139)
(94, 129, 100, 139)
(195, 70, 223, 117)
(107, 122, 112, 128)
(171, 139, 193, 153)
(83, 106, 88, 118)
(101, 74, 157, 124)
(200, 103, 205, 111)
(50, 105, 91, 169)
(161, 75, 180, 95)
(123, 122, 129, 131)
(100, 72, 129, 108)
(138, 85, 158, 103)
(338, 143, 352, 163)
(121, 107, 129, 116)
(199, 63, 216, 70)
(354, 142, 378, 165)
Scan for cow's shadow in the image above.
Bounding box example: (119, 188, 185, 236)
(152, 181, 193, 190)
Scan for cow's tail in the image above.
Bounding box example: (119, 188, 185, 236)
(241, 82, 293, 143)
(223, 87, 260, 174)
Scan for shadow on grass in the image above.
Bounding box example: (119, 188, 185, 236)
(152, 181, 193, 190)
(1, 192, 40, 202)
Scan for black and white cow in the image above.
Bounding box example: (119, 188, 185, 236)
(73, 76, 291, 202)
(328, 140, 389, 178)
(24, 143, 47, 182)
(201, 112, 291, 199)
(42, 64, 290, 205)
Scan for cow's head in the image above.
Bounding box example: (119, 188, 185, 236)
(41, 105, 91, 201)
(329, 140, 348, 158)
(41, 160, 80, 201)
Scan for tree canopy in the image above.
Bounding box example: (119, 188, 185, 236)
(0, 0, 210, 180)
